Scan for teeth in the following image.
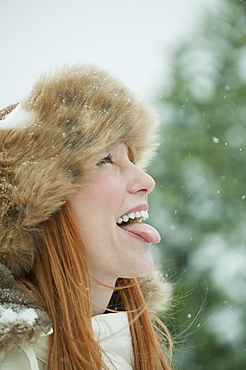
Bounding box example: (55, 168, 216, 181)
(117, 210, 149, 225)
(117, 217, 123, 224)
(122, 215, 129, 222)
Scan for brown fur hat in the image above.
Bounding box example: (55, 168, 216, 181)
(0, 64, 159, 276)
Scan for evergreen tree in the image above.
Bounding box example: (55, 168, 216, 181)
(150, 0, 246, 368)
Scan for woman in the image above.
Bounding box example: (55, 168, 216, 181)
(0, 65, 172, 369)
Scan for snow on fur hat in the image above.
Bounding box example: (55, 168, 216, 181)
(0, 64, 159, 277)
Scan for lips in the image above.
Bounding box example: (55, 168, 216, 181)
(118, 222, 161, 244)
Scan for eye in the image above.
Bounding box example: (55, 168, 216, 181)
(97, 154, 114, 166)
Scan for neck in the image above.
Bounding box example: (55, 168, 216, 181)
(91, 278, 116, 316)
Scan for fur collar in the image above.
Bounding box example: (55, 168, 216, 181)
(0, 263, 51, 358)
(0, 262, 171, 357)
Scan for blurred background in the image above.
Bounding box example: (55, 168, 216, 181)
(1, 0, 245, 369)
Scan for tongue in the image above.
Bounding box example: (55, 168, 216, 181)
(119, 222, 161, 244)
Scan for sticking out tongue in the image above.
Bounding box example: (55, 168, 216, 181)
(119, 222, 161, 244)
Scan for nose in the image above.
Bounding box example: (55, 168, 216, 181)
(128, 164, 155, 195)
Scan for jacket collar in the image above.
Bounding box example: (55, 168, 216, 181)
(0, 263, 172, 357)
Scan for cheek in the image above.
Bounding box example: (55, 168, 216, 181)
(69, 176, 125, 222)
(86, 176, 125, 209)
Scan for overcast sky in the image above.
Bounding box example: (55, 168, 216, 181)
(0, 0, 221, 107)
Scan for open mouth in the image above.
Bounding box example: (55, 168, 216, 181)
(116, 210, 149, 226)
(116, 209, 161, 244)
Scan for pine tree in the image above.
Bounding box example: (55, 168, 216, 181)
(150, 0, 246, 368)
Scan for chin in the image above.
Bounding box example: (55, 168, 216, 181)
(121, 256, 155, 279)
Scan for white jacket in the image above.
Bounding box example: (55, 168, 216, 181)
(1, 312, 133, 370)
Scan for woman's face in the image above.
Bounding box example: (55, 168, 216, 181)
(68, 143, 160, 286)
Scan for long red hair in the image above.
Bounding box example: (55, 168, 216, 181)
(23, 202, 172, 369)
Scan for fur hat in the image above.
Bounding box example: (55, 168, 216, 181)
(0, 64, 159, 276)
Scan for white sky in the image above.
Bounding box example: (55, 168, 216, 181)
(0, 0, 221, 106)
